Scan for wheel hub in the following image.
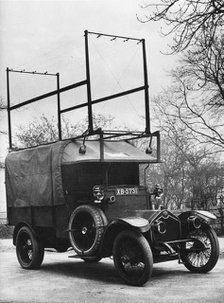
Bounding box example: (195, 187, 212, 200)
(82, 227, 88, 235)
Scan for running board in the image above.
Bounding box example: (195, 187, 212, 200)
(68, 255, 81, 259)
(153, 254, 179, 263)
(68, 255, 99, 260)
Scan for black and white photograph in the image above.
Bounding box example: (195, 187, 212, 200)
(0, 0, 224, 302)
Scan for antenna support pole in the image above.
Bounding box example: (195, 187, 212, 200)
(56, 73, 62, 140)
(142, 39, 151, 134)
(6, 68, 12, 150)
(84, 30, 93, 133)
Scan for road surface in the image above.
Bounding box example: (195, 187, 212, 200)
(0, 239, 224, 303)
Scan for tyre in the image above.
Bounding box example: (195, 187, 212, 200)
(181, 224, 219, 273)
(54, 244, 69, 253)
(16, 226, 44, 269)
(113, 230, 153, 286)
(81, 256, 102, 263)
(69, 205, 107, 256)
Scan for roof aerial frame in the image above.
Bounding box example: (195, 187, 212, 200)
(6, 30, 151, 150)
(85, 30, 151, 135)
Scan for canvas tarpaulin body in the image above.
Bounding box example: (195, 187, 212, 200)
(5, 141, 69, 209)
(5, 139, 156, 209)
(5, 139, 156, 228)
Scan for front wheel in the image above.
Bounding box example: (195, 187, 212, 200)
(113, 230, 153, 286)
(180, 224, 219, 273)
(16, 226, 44, 269)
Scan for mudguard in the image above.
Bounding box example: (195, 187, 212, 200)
(100, 217, 150, 257)
(194, 210, 217, 221)
(178, 210, 217, 236)
(116, 217, 150, 233)
(179, 210, 216, 223)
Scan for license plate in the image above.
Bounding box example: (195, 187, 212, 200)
(115, 187, 138, 195)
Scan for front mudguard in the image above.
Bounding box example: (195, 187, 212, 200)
(179, 210, 217, 236)
(115, 217, 150, 233)
(100, 217, 150, 257)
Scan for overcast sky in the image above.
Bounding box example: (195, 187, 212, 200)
(0, 0, 177, 160)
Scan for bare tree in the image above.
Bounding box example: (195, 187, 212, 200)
(16, 115, 60, 148)
(138, 1, 224, 147)
(138, 0, 224, 53)
(173, 78, 223, 149)
(15, 113, 116, 148)
(180, 30, 224, 110)
(150, 97, 224, 210)
(0, 97, 5, 110)
(152, 63, 224, 150)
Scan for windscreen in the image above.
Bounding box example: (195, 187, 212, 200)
(62, 162, 139, 191)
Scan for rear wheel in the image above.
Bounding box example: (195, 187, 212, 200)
(69, 205, 107, 256)
(181, 224, 219, 273)
(16, 226, 44, 269)
(113, 230, 153, 286)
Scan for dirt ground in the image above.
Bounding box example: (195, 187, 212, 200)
(0, 238, 224, 303)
